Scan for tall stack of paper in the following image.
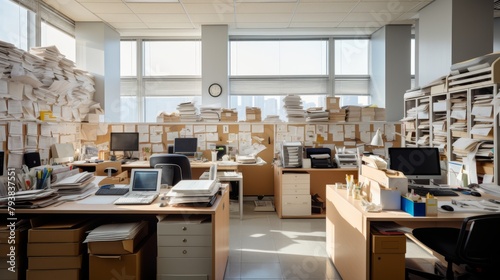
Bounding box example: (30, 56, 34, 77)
(177, 102, 199, 122)
(450, 93, 467, 138)
(432, 114, 447, 147)
(200, 105, 221, 122)
(327, 108, 346, 122)
(305, 107, 329, 122)
(246, 106, 262, 122)
(343, 106, 362, 122)
(361, 107, 376, 121)
(471, 93, 494, 140)
(221, 108, 238, 122)
(167, 180, 219, 205)
(283, 95, 305, 122)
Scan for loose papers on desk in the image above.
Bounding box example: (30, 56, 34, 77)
(84, 221, 147, 243)
(0, 188, 60, 208)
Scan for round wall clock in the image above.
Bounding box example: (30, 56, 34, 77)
(208, 83, 222, 97)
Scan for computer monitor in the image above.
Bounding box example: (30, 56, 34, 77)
(174, 138, 197, 156)
(110, 132, 139, 153)
(388, 147, 442, 180)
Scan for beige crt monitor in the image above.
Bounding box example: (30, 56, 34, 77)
(51, 143, 75, 163)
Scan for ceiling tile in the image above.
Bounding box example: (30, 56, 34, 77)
(43, 0, 101, 21)
(234, 3, 297, 14)
(109, 22, 149, 29)
(289, 22, 341, 28)
(145, 22, 195, 29)
(189, 13, 235, 24)
(96, 13, 142, 22)
(338, 21, 383, 28)
(353, 1, 421, 13)
(80, 2, 133, 13)
(343, 12, 397, 23)
(295, 2, 357, 13)
(125, 3, 185, 13)
(183, 3, 234, 14)
(236, 13, 292, 23)
(293, 13, 347, 22)
(77, 0, 122, 2)
(137, 13, 191, 23)
(396, 12, 418, 21)
(236, 22, 291, 29)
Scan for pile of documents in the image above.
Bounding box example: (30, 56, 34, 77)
(471, 93, 494, 140)
(246, 106, 262, 122)
(236, 155, 257, 164)
(305, 107, 329, 122)
(177, 102, 199, 122)
(450, 93, 467, 138)
(156, 112, 180, 122)
(84, 221, 147, 243)
(50, 171, 96, 201)
(220, 108, 238, 122)
(263, 115, 282, 122)
(283, 95, 305, 122)
(327, 108, 346, 122)
(404, 86, 430, 99)
(343, 106, 362, 122)
(0, 188, 60, 208)
(452, 138, 480, 161)
(166, 180, 219, 206)
(200, 105, 221, 122)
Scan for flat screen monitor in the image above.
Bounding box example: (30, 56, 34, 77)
(174, 138, 197, 156)
(110, 132, 139, 152)
(388, 147, 442, 180)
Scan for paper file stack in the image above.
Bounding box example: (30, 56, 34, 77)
(450, 93, 467, 138)
(306, 107, 329, 122)
(221, 108, 238, 122)
(471, 93, 494, 140)
(167, 180, 219, 205)
(283, 95, 306, 122)
(452, 138, 480, 161)
(177, 102, 200, 122)
(361, 107, 376, 121)
(328, 108, 346, 122)
(156, 112, 181, 122)
(263, 115, 282, 122)
(343, 106, 362, 122)
(246, 107, 262, 122)
(200, 105, 221, 122)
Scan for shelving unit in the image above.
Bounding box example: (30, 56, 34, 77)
(403, 56, 500, 187)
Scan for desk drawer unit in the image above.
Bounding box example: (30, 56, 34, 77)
(282, 194, 311, 216)
(157, 217, 212, 279)
(282, 173, 310, 195)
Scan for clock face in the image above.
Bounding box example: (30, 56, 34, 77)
(209, 83, 222, 97)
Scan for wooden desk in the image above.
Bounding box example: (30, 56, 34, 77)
(325, 185, 490, 280)
(6, 187, 230, 280)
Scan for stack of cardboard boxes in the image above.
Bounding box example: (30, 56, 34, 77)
(245, 107, 262, 122)
(0, 221, 29, 280)
(26, 219, 93, 280)
(221, 108, 238, 122)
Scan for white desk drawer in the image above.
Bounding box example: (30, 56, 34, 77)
(282, 195, 311, 216)
(282, 183, 309, 194)
(158, 235, 211, 247)
(282, 173, 310, 184)
(157, 275, 208, 280)
(157, 257, 211, 274)
(158, 222, 212, 236)
(158, 246, 212, 258)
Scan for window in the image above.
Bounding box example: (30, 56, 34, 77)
(0, 0, 35, 50)
(120, 40, 202, 122)
(41, 21, 75, 61)
(334, 39, 369, 75)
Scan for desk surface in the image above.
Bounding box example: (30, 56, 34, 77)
(72, 160, 239, 169)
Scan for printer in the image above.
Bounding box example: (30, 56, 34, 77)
(305, 148, 336, 168)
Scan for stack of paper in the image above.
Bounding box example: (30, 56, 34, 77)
(84, 221, 147, 243)
(236, 155, 257, 164)
(283, 95, 305, 122)
(177, 102, 199, 122)
(305, 107, 329, 122)
(51, 171, 94, 189)
(157, 112, 180, 122)
(263, 115, 282, 122)
(342, 106, 362, 122)
(245, 107, 262, 122)
(452, 138, 480, 160)
(167, 180, 219, 205)
(200, 105, 221, 122)
(361, 107, 376, 121)
(432, 114, 447, 146)
(0, 189, 60, 208)
(327, 108, 346, 122)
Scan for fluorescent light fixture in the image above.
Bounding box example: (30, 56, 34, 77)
(124, 0, 179, 3)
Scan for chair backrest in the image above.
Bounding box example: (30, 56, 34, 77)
(95, 161, 122, 177)
(149, 154, 192, 186)
(456, 213, 500, 268)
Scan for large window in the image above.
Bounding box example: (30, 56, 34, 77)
(41, 21, 75, 62)
(0, 0, 35, 50)
(120, 40, 202, 122)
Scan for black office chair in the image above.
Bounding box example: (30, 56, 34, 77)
(149, 154, 192, 187)
(406, 214, 500, 280)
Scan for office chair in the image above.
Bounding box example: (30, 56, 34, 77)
(406, 214, 500, 280)
(95, 162, 122, 177)
(149, 154, 192, 187)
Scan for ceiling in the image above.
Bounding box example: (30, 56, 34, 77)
(42, 0, 436, 37)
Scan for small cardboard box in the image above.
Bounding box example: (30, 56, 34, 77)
(28, 242, 82, 257)
(26, 269, 80, 280)
(98, 171, 129, 186)
(361, 165, 408, 195)
(400, 196, 426, 216)
(28, 219, 93, 243)
(326, 97, 340, 109)
(28, 255, 82, 270)
(89, 232, 156, 280)
(87, 221, 148, 255)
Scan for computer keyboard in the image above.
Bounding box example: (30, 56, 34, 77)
(114, 193, 159, 205)
(95, 187, 129, 196)
(409, 187, 459, 197)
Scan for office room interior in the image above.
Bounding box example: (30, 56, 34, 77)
(2, 0, 500, 280)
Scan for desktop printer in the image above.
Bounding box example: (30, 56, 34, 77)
(305, 148, 336, 168)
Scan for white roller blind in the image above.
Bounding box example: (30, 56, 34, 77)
(334, 77, 370, 95)
(143, 78, 202, 96)
(230, 76, 328, 95)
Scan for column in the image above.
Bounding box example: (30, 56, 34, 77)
(202, 25, 229, 107)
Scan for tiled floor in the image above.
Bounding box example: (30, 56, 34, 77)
(225, 201, 342, 280)
(225, 200, 438, 280)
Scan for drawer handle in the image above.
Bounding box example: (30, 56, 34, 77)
(183, 250, 188, 254)
(182, 226, 187, 231)
(182, 238, 187, 243)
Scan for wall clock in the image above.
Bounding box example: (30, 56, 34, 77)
(208, 83, 222, 97)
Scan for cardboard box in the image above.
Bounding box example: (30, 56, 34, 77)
(27, 269, 80, 280)
(28, 219, 93, 243)
(400, 196, 426, 216)
(87, 221, 148, 255)
(28, 255, 82, 270)
(361, 165, 408, 194)
(97, 171, 130, 186)
(28, 242, 82, 257)
(326, 97, 340, 109)
(89, 233, 156, 280)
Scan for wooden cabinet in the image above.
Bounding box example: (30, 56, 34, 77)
(274, 166, 357, 218)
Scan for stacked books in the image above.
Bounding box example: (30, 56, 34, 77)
(177, 102, 199, 122)
(245, 107, 261, 122)
(221, 108, 238, 122)
(343, 106, 362, 122)
(283, 95, 305, 122)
